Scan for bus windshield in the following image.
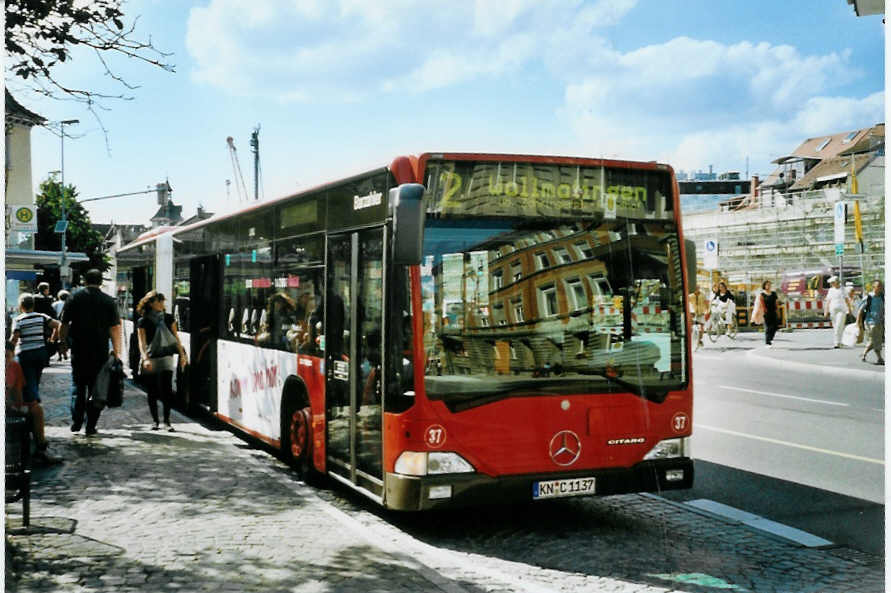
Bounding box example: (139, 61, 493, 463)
(420, 159, 687, 410)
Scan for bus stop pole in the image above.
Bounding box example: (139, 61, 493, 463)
(839, 252, 843, 290)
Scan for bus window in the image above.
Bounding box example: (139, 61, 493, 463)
(174, 262, 190, 332)
(268, 235, 324, 353)
(420, 217, 687, 408)
(221, 243, 272, 343)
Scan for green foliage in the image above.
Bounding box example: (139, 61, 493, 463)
(35, 178, 109, 273)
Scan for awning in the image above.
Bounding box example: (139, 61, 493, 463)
(6, 270, 38, 281)
(815, 172, 848, 183)
(5, 249, 90, 270)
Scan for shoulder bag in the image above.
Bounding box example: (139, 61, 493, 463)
(147, 316, 180, 359)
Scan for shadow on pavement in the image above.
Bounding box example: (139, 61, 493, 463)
(382, 494, 882, 593)
(9, 536, 476, 593)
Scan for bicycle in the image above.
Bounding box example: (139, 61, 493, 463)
(705, 304, 737, 342)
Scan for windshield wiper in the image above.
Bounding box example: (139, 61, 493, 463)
(585, 369, 670, 403)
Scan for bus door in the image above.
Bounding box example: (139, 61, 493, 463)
(127, 266, 152, 374)
(326, 229, 385, 496)
(131, 266, 152, 321)
(189, 255, 221, 412)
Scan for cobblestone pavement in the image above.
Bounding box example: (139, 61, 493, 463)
(5, 358, 885, 592)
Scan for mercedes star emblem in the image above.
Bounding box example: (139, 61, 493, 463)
(549, 430, 581, 466)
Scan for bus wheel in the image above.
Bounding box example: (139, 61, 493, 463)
(282, 398, 317, 482)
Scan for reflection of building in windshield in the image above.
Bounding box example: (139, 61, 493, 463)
(424, 221, 679, 379)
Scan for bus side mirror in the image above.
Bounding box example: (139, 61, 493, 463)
(390, 183, 426, 265)
(684, 239, 696, 292)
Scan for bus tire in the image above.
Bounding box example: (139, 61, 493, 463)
(281, 392, 320, 484)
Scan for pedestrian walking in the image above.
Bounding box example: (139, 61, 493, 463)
(861, 280, 884, 365)
(688, 286, 708, 348)
(9, 293, 61, 404)
(52, 289, 70, 318)
(52, 290, 71, 360)
(757, 280, 781, 347)
(59, 269, 123, 436)
(136, 291, 187, 431)
(33, 282, 57, 319)
(824, 276, 852, 348)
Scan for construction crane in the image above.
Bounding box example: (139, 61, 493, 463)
(226, 136, 249, 202)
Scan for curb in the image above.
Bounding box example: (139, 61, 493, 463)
(745, 348, 884, 385)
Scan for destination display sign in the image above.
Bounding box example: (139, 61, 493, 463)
(423, 160, 673, 220)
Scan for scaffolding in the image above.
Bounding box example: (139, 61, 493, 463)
(683, 187, 885, 291)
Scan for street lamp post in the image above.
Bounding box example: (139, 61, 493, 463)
(59, 119, 79, 288)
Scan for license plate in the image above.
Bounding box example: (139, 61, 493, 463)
(532, 477, 596, 500)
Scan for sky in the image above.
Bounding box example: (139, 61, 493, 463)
(10, 0, 885, 225)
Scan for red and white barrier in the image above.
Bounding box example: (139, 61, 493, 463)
(788, 299, 824, 312)
(787, 321, 832, 329)
(783, 298, 837, 329)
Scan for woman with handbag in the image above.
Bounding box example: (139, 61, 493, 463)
(136, 291, 187, 431)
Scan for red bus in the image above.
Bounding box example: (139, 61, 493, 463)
(115, 152, 695, 509)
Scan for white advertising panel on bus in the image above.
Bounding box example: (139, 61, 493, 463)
(217, 340, 299, 441)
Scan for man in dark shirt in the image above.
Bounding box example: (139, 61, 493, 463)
(59, 269, 122, 436)
(33, 282, 57, 319)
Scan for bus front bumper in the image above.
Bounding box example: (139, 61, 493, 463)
(384, 458, 694, 511)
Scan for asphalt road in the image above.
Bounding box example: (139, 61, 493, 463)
(659, 329, 885, 556)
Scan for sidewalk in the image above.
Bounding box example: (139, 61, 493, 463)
(697, 327, 885, 384)
(4, 359, 477, 593)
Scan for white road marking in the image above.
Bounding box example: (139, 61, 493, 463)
(717, 385, 849, 407)
(695, 423, 884, 465)
(686, 499, 833, 548)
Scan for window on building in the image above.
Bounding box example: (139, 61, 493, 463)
(535, 252, 550, 270)
(492, 302, 507, 326)
(816, 138, 831, 151)
(574, 240, 594, 260)
(512, 298, 524, 323)
(588, 275, 613, 305)
(511, 261, 522, 282)
(566, 278, 587, 311)
(843, 131, 858, 143)
(554, 247, 572, 265)
(538, 284, 558, 318)
(492, 269, 503, 290)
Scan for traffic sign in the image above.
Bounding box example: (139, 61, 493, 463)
(835, 243, 844, 256)
(11, 205, 37, 232)
(703, 238, 718, 270)
(833, 201, 846, 244)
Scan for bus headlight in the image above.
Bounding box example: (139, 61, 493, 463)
(428, 452, 474, 474)
(394, 451, 475, 476)
(643, 438, 689, 460)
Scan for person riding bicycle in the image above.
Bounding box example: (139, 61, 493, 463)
(711, 281, 736, 328)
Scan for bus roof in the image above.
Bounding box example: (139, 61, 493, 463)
(117, 152, 677, 253)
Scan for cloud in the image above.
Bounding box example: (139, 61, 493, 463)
(560, 36, 876, 174)
(791, 92, 884, 135)
(185, 0, 880, 176)
(185, 0, 639, 100)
